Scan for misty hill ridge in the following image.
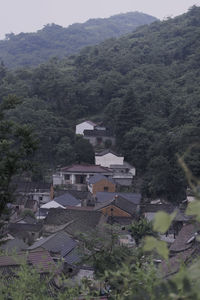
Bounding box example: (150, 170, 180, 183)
(0, 11, 157, 68)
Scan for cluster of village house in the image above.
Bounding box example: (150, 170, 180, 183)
(0, 120, 199, 294)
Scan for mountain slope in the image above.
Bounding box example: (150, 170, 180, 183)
(0, 6, 200, 202)
(0, 12, 157, 68)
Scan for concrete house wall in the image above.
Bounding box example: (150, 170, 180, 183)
(95, 152, 124, 168)
(76, 122, 95, 135)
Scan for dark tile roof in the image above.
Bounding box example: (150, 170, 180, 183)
(67, 190, 90, 200)
(65, 206, 94, 211)
(54, 190, 90, 201)
(95, 150, 121, 157)
(88, 174, 115, 185)
(95, 196, 138, 216)
(161, 247, 196, 277)
(28, 231, 77, 257)
(54, 192, 81, 207)
(44, 208, 105, 235)
(28, 249, 56, 273)
(95, 192, 141, 205)
(84, 129, 113, 137)
(17, 216, 37, 224)
(12, 180, 51, 193)
(141, 204, 175, 214)
(61, 164, 112, 173)
(0, 238, 28, 253)
(0, 248, 56, 273)
(114, 196, 138, 215)
(64, 247, 83, 265)
(8, 223, 42, 234)
(170, 224, 197, 253)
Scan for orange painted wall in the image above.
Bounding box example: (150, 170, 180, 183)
(92, 179, 116, 195)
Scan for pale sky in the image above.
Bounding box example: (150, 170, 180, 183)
(0, 0, 200, 39)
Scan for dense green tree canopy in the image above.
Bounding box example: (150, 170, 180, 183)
(0, 12, 157, 69)
(0, 6, 200, 202)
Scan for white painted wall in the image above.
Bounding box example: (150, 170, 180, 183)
(129, 167, 136, 176)
(95, 153, 124, 167)
(33, 193, 50, 203)
(53, 174, 63, 186)
(76, 121, 95, 135)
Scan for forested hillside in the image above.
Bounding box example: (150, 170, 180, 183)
(0, 6, 200, 203)
(0, 12, 157, 68)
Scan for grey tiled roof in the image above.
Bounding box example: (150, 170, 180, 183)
(88, 174, 115, 185)
(170, 224, 197, 253)
(95, 192, 141, 205)
(12, 180, 51, 193)
(54, 192, 81, 207)
(17, 216, 37, 224)
(0, 249, 56, 273)
(67, 190, 90, 200)
(8, 223, 42, 234)
(95, 196, 138, 215)
(141, 204, 175, 214)
(0, 238, 28, 253)
(44, 208, 105, 235)
(64, 247, 83, 265)
(28, 231, 77, 257)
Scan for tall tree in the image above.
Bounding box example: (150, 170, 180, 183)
(116, 89, 143, 144)
(0, 95, 37, 216)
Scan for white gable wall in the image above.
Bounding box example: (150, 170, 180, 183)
(95, 153, 124, 168)
(76, 122, 95, 135)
